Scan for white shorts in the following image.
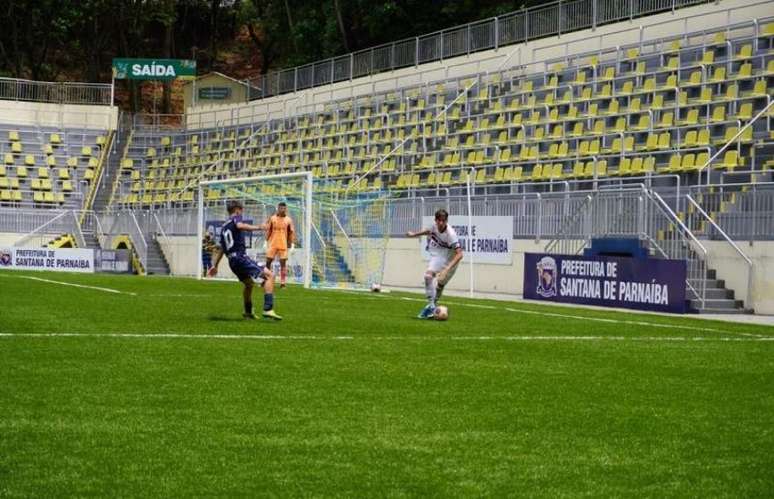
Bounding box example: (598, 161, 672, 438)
(427, 256, 459, 285)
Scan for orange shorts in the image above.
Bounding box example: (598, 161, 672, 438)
(266, 246, 288, 260)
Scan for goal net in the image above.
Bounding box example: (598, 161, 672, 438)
(197, 172, 391, 290)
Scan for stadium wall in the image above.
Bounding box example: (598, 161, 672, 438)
(0, 101, 117, 130)
(156, 235, 774, 314)
(185, 0, 763, 129)
(0, 233, 25, 246)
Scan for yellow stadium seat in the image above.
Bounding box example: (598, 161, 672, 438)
(11, 142, 22, 153)
(736, 44, 753, 60)
(81, 146, 92, 156)
(67, 157, 78, 168)
(4, 153, 13, 165)
(8, 131, 19, 141)
(716, 150, 739, 170)
(50, 133, 61, 145)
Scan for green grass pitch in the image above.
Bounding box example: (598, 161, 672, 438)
(1, 269, 773, 496)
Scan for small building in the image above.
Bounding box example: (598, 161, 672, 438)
(183, 72, 253, 108)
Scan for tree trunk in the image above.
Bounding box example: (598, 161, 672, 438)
(162, 15, 174, 114)
(208, 0, 222, 71)
(332, 0, 350, 53)
(283, 0, 298, 52)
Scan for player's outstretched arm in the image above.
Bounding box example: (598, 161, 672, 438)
(236, 222, 267, 232)
(406, 229, 430, 238)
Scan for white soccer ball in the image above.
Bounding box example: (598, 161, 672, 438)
(434, 306, 449, 321)
(370, 283, 382, 292)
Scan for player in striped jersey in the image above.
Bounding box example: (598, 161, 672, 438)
(406, 209, 464, 319)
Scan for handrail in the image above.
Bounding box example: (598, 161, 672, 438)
(13, 211, 70, 247)
(698, 100, 774, 184)
(70, 210, 87, 248)
(153, 212, 172, 247)
(129, 210, 148, 268)
(81, 129, 115, 222)
(245, 0, 714, 101)
(685, 195, 752, 266)
(0, 76, 112, 105)
(686, 193, 753, 310)
(311, 221, 326, 249)
(329, 209, 353, 250)
(649, 190, 707, 256)
(94, 212, 106, 249)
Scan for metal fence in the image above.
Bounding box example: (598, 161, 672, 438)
(0, 77, 112, 106)
(247, 0, 711, 100)
(689, 183, 774, 242)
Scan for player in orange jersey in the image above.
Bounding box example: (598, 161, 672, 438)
(265, 202, 295, 288)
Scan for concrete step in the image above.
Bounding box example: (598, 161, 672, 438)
(688, 278, 725, 289)
(690, 298, 745, 311)
(686, 288, 734, 300)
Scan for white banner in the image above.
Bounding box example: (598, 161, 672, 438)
(421, 216, 513, 265)
(0, 247, 95, 273)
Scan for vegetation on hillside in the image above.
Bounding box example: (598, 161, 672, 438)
(0, 0, 533, 111)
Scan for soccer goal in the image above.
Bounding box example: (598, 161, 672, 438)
(197, 172, 391, 290)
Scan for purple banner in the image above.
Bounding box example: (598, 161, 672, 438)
(523, 253, 687, 314)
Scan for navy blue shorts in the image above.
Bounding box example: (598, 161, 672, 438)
(228, 255, 267, 283)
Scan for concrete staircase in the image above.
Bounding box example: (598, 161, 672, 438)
(92, 119, 131, 213)
(82, 232, 101, 251)
(687, 269, 747, 314)
(145, 238, 170, 275)
(311, 240, 356, 285)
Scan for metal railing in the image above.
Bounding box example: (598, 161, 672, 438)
(688, 183, 774, 242)
(0, 77, 112, 106)
(541, 186, 709, 308)
(685, 193, 753, 309)
(246, 0, 711, 100)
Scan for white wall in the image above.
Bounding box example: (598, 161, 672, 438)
(159, 235, 200, 277)
(705, 241, 774, 314)
(0, 101, 117, 130)
(0, 233, 25, 246)
(185, 0, 765, 129)
(159, 233, 774, 313)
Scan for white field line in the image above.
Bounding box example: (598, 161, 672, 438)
(0, 274, 137, 296)
(0, 332, 773, 342)
(395, 296, 767, 338)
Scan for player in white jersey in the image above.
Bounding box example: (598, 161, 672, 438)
(406, 209, 464, 319)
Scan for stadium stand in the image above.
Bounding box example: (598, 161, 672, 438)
(110, 20, 774, 210)
(0, 124, 111, 209)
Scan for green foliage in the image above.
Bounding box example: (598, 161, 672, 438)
(0, 0, 545, 83)
(1, 269, 773, 495)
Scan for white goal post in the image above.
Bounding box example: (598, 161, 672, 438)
(197, 172, 313, 288)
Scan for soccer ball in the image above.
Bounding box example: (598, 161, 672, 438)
(434, 306, 449, 321)
(370, 283, 382, 292)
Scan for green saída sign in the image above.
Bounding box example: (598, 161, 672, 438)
(112, 58, 196, 81)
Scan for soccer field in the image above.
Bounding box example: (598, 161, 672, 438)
(1, 270, 773, 496)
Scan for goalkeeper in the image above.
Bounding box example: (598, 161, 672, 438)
(265, 202, 295, 288)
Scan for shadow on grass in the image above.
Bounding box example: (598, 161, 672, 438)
(207, 315, 245, 322)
